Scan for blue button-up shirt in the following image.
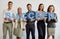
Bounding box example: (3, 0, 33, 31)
(25, 11, 36, 20)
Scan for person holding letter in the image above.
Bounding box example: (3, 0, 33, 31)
(46, 5, 58, 39)
(3, 1, 14, 39)
(14, 7, 23, 39)
(37, 3, 47, 39)
(25, 4, 36, 39)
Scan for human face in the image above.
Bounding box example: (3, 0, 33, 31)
(39, 5, 44, 11)
(49, 6, 54, 12)
(8, 3, 12, 9)
(27, 5, 32, 11)
(18, 8, 22, 14)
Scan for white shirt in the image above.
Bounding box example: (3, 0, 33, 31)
(3, 9, 15, 22)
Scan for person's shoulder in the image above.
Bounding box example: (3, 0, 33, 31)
(16, 13, 17, 14)
(11, 9, 15, 13)
(3, 8, 8, 14)
(35, 10, 38, 12)
(26, 11, 28, 13)
(35, 11, 40, 13)
(25, 12, 28, 15)
(23, 12, 27, 16)
(11, 9, 14, 11)
(3, 8, 8, 12)
(53, 12, 57, 15)
(31, 11, 38, 14)
(47, 12, 50, 14)
(46, 12, 50, 15)
(53, 12, 56, 14)
(31, 11, 35, 12)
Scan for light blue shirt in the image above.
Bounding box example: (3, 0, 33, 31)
(15, 13, 26, 20)
(36, 11, 47, 19)
(47, 12, 55, 19)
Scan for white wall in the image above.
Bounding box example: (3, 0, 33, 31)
(0, 0, 60, 39)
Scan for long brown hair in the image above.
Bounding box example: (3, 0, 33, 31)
(38, 3, 44, 11)
(47, 5, 55, 12)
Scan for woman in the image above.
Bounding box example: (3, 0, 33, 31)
(46, 5, 57, 39)
(14, 7, 22, 39)
(37, 3, 47, 39)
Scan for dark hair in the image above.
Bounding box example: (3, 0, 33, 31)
(47, 5, 55, 12)
(18, 7, 22, 10)
(38, 3, 44, 11)
(27, 4, 32, 7)
(8, 1, 13, 4)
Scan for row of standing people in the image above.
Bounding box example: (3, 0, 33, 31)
(3, 1, 57, 39)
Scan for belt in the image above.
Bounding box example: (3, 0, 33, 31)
(4, 22, 12, 23)
(27, 23, 35, 26)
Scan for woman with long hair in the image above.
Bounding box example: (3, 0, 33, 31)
(46, 5, 57, 39)
(37, 3, 47, 39)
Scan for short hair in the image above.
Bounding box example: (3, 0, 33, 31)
(27, 4, 32, 7)
(47, 5, 55, 12)
(17, 7, 22, 10)
(8, 1, 13, 4)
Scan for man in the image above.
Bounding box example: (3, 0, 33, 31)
(3, 1, 14, 39)
(14, 7, 22, 39)
(25, 4, 36, 39)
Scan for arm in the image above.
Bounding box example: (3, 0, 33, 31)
(21, 20, 26, 30)
(14, 20, 18, 28)
(53, 13, 58, 22)
(21, 14, 26, 30)
(44, 12, 47, 22)
(46, 13, 51, 23)
(3, 10, 7, 20)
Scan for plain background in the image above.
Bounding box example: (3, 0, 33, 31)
(0, 0, 60, 39)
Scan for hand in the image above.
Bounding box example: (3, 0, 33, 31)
(8, 18, 12, 21)
(14, 19, 16, 22)
(30, 18, 35, 21)
(4, 18, 8, 20)
(22, 28, 25, 31)
(37, 18, 42, 21)
(48, 19, 50, 22)
(53, 17, 56, 20)
(21, 19, 27, 22)
(44, 17, 47, 21)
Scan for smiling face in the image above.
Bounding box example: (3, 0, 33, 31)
(27, 4, 32, 11)
(8, 1, 13, 9)
(17, 8, 22, 15)
(38, 4, 44, 11)
(47, 5, 55, 12)
(39, 5, 44, 11)
(49, 6, 54, 12)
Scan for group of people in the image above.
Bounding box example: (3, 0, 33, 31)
(3, 1, 57, 39)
